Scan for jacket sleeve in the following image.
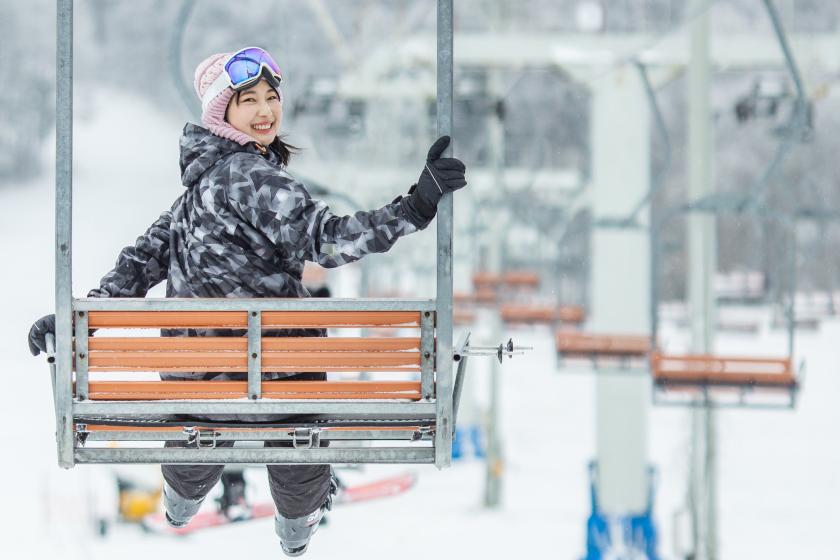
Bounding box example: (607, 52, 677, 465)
(87, 211, 171, 297)
(226, 162, 420, 269)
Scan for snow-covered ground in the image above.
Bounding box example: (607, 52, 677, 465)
(2, 91, 838, 559)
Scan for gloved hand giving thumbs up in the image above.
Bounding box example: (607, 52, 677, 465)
(400, 136, 467, 228)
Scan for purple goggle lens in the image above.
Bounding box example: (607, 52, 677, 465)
(225, 47, 283, 89)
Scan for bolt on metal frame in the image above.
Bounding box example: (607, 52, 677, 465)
(52, 0, 458, 468)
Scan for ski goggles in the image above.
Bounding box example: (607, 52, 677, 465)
(201, 47, 283, 112)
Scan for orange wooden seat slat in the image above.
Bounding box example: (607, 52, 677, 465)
(88, 337, 421, 352)
(87, 351, 422, 372)
(556, 332, 651, 356)
(651, 354, 796, 387)
(87, 311, 421, 329)
(85, 380, 422, 401)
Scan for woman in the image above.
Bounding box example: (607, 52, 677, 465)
(28, 46, 467, 556)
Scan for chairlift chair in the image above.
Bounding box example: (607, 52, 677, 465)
(46, 0, 522, 470)
(556, 332, 652, 369)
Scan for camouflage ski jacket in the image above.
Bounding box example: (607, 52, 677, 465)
(89, 124, 422, 380)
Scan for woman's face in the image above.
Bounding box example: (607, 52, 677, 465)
(225, 79, 283, 145)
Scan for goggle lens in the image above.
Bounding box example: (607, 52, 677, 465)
(225, 47, 282, 88)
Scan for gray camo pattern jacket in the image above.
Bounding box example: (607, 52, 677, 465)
(89, 124, 423, 381)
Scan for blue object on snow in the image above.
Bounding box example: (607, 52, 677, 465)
(452, 425, 486, 461)
(584, 461, 660, 560)
(452, 427, 465, 460)
(469, 425, 485, 459)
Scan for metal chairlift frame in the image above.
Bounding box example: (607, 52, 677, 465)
(50, 0, 463, 469)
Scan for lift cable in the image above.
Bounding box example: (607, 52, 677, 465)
(169, 0, 199, 122)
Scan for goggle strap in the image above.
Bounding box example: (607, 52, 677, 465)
(201, 72, 234, 113)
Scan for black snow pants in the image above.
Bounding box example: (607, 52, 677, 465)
(161, 372, 333, 519)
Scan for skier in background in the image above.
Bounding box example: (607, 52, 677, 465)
(28, 46, 467, 556)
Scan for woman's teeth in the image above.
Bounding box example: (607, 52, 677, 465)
(253, 123, 272, 131)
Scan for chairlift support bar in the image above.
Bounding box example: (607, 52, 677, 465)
(741, 0, 809, 210)
(626, 61, 672, 227)
(434, 0, 455, 468)
(169, 0, 199, 121)
(55, 0, 74, 468)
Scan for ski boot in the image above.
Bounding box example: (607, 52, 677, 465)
(218, 470, 251, 522)
(163, 480, 205, 528)
(275, 472, 339, 556)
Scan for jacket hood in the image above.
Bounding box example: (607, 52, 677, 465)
(179, 123, 282, 187)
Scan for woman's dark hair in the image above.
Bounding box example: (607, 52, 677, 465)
(228, 86, 300, 167)
(269, 137, 299, 167)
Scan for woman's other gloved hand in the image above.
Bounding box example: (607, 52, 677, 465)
(28, 314, 56, 356)
(401, 135, 467, 227)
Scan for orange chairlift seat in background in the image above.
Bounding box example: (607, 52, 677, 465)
(501, 304, 586, 326)
(469, 270, 540, 300)
(650, 353, 801, 408)
(462, 270, 587, 327)
(453, 289, 496, 306)
(456, 270, 547, 326)
(453, 307, 477, 326)
(555, 331, 651, 367)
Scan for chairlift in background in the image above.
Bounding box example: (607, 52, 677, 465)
(734, 75, 791, 123)
(734, 75, 814, 141)
(454, 270, 586, 329)
(554, 37, 809, 406)
(291, 76, 339, 119)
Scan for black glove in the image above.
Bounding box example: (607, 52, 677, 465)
(401, 136, 467, 227)
(28, 314, 56, 356)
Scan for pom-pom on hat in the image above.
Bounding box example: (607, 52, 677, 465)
(193, 51, 283, 146)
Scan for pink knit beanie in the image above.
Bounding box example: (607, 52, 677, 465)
(193, 52, 283, 146)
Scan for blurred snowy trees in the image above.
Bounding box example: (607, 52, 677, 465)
(0, 0, 54, 182)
